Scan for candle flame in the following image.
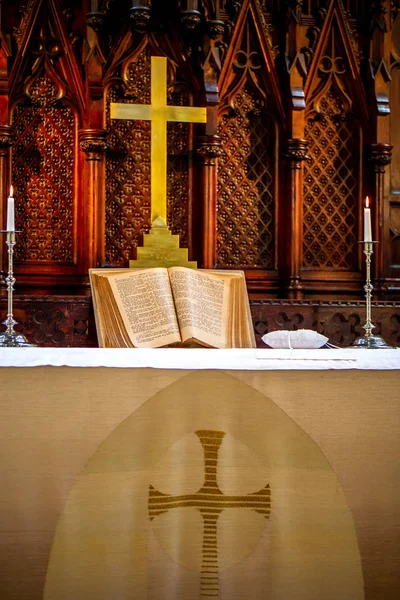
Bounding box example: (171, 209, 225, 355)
(10, 185, 13, 197)
(365, 196, 369, 208)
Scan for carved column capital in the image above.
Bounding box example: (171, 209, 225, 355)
(196, 135, 223, 166)
(130, 6, 152, 33)
(207, 20, 225, 40)
(181, 10, 202, 31)
(370, 143, 393, 173)
(86, 12, 106, 33)
(0, 125, 15, 149)
(392, 0, 400, 24)
(284, 138, 309, 169)
(79, 129, 108, 160)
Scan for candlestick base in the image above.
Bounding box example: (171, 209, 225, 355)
(352, 334, 393, 349)
(0, 331, 36, 347)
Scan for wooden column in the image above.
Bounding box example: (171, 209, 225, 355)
(195, 135, 223, 269)
(79, 130, 108, 270)
(370, 143, 392, 298)
(83, 5, 108, 270)
(197, 14, 224, 270)
(284, 138, 308, 299)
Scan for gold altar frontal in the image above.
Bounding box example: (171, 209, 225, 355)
(0, 358, 399, 600)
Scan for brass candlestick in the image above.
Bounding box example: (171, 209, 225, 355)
(352, 241, 392, 349)
(0, 229, 36, 347)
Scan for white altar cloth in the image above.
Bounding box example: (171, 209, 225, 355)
(0, 346, 399, 370)
(1, 347, 400, 600)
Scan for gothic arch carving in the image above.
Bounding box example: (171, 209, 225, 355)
(216, 0, 283, 272)
(302, 0, 368, 273)
(8, 0, 83, 274)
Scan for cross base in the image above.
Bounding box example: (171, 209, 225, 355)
(129, 217, 197, 269)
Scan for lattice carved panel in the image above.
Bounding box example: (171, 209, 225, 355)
(106, 51, 152, 266)
(106, 52, 190, 266)
(12, 85, 75, 263)
(217, 84, 275, 268)
(303, 89, 359, 270)
(167, 89, 190, 249)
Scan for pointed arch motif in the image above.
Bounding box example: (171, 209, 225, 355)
(104, 33, 200, 266)
(9, 0, 83, 267)
(216, 0, 282, 270)
(302, 0, 368, 272)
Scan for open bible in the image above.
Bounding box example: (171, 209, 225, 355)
(89, 267, 256, 349)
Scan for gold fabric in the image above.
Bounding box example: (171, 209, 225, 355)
(0, 368, 399, 599)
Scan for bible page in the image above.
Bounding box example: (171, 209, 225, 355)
(169, 267, 231, 348)
(90, 271, 132, 348)
(211, 270, 256, 348)
(108, 269, 181, 348)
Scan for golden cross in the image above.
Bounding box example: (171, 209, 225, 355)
(149, 430, 271, 597)
(110, 56, 207, 224)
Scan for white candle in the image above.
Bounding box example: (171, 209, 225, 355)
(364, 196, 372, 242)
(6, 185, 15, 232)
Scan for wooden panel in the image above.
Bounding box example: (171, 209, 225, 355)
(0, 295, 97, 348)
(1, 295, 399, 349)
(217, 91, 275, 268)
(303, 90, 360, 270)
(105, 50, 152, 266)
(252, 300, 400, 348)
(390, 65, 400, 192)
(0, 1, 398, 300)
(167, 88, 191, 251)
(12, 95, 76, 264)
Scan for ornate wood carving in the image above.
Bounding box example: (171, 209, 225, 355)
(12, 97, 75, 263)
(302, 1, 369, 293)
(217, 89, 275, 268)
(105, 47, 152, 266)
(303, 90, 360, 270)
(0, 295, 98, 347)
(284, 138, 308, 298)
(167, 87, 191, 252)
(130, 3, 152, 33)
(370, 142, 393, 295)
(251, 299, 400, 348)
(0, 1, 398, 309)
(2, 294, 399, 349)
(3, 0, 87, 287)
(217, 0, 282, 282)
(196, 134, 223, 268)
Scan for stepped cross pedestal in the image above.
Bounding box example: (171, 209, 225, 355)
(110, 55, 207, 268)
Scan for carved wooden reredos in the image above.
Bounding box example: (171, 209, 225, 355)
(0, 0, 400, 302)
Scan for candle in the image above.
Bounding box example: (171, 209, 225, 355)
(364, 196, 372, 242)
(6, 185, 15, 232)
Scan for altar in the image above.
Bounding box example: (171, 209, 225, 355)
(0, 348, 399, 600)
